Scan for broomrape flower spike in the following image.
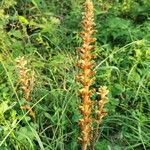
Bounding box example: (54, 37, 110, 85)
(97, 86, 109, 121)
(94, 86, 109, 140)
(16, 56, 35, 118)
(77, 0, 109, 149)
(77, 0, 96, 149)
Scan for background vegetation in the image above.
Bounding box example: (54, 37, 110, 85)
(0, 0, 150, 149)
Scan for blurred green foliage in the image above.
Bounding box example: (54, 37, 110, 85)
(0, 0, 150, 149)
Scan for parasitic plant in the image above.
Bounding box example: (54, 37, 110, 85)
(77, 0, 96, 149)
(77, 0, 109, 149)
(97, 86, 109, 124)
(16, 56, 35, 118)
(91, 86, 109, 148)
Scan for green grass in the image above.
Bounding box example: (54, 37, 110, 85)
(0, 0, 150, 150)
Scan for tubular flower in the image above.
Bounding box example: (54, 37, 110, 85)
(16, 57, 35, 100)
(97, 86, 109, 123)
(91, 86, 109, 149)
(77, 0, 96, 149)
(16, 56, 35, 118)
(77, 0, 109, 149)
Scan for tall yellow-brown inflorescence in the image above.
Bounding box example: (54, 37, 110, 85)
(91, 86, 109, 147)
(97, 86, 109, 123)
(77, 0, 96, 149)
(16, 56, 35, 118)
